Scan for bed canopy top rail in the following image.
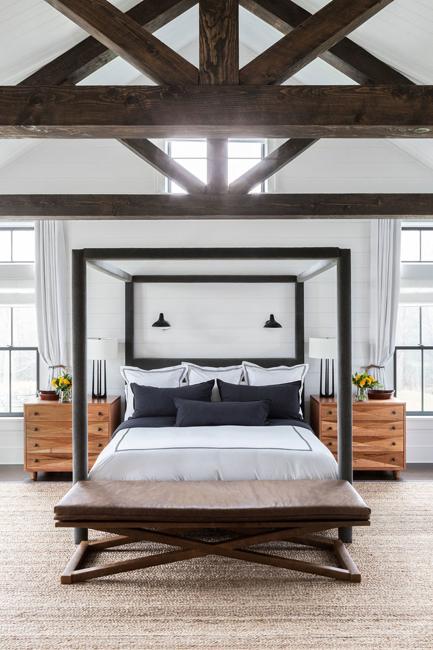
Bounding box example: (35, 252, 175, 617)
(72, 247, 352, 544)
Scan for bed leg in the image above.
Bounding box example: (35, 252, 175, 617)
(338, 526, 352, 544)
(74, 527, 88, 544)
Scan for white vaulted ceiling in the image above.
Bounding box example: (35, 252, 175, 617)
(1, 0, 433, 181)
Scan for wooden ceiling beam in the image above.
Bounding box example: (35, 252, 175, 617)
(2, 85, 433, 138)
(229, 139, 316, 194)
(43, 0, 198, 84)
(119, 139, 206, 194)
(199, 0, 239, 85)
(22, 0, 196, 86)
(241, 0, 412, 85)
(241, 0, 394, 85)
(199, 0, 239, 193)
(2, 194, 433, 219)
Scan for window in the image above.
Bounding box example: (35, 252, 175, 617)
(0, 307, 39, 414)
(0, 225, 38, 415)
(166, 139, 265, 193)
(401, 226, 433, 262)
(0, 226, 35, 263)
(395, 225, 433, 414)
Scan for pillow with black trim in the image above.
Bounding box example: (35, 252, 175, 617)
(174, 398, 270, 427)
(131, 380, 214, 418)
(217, 379, 302, 420)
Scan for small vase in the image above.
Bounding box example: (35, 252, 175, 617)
(356, 386, 368, 402)
(59, 388, 72, 403)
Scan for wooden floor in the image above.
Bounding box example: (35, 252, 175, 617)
(0, 465, 432, 481)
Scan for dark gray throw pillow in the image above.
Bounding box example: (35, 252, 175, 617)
(131, 380, 214, 418)
(217, 379, 302, 420)
(174, 398, 270, 427)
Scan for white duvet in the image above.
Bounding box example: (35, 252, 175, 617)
(89, 425, 338, 481)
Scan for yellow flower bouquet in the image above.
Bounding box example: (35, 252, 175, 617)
(352, 371, 379, 401)
(51, 371, 73, 403)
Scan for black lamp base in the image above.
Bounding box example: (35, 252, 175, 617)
(320, 358, 335, 398)
(92, 360, 107, 399)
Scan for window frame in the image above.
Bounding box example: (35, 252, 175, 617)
(400, 225, 433, 263)
(0, 225, 35, 264)
(0, 295, 39, 417)
(394, 305, 433, 415)
(166, 139, 267, 193)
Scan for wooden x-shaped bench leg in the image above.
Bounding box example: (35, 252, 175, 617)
(60, 522, 364, 584)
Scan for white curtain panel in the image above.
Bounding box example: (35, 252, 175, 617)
(35, 221, 69, 367)
(369, 219, 401, 373)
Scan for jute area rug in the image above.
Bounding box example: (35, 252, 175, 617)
(0, 481, 432, 650)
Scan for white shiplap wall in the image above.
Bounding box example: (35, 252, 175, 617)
(1, 132, 433, 462)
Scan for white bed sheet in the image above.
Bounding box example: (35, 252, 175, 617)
(89, 425, 338, 481)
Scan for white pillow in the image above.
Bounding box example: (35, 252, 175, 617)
(181, 363, 244, 400)
(242, 361, 309, 414)
(121, 365, 188, 420)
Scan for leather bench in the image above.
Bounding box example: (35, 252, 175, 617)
(55, 480, 370, 585)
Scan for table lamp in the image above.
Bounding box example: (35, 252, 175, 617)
(309, 337, 337, 398)
(87, 338, 118, 399)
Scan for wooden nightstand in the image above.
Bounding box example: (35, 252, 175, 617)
(24, 396, 121, 480)
(310, 395, 406, 479)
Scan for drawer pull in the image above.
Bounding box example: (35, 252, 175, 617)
(34, 443, 39, 448)
(33, 427, 39, 432)
(391, 425, 396, 430)
(327, 441, 333, 447)
(34, 459, 39, 463)
(33, 412, 39, 416)
(392, 410, 396, 415)
(327, 410, 333, 416)
(392, 442, 396, 446)
(391, 457, 395, 462)
(98, 427, 103, 432)
(98, 443, 103, 448)
(327, 426, 332, 431)
(98, 411, 103, 417)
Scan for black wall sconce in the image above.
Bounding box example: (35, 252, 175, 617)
(264, 314, 282, 328)
(152, 313, 170, 328)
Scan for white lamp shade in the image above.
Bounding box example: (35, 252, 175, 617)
(309, 337, 336, 360)
(87, 338, 118, 360)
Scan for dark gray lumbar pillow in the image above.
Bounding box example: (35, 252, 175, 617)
(174, 398, 270, 427)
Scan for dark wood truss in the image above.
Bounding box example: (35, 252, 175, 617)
(0, 0, 432, 219)
(3, 193, 433, 219)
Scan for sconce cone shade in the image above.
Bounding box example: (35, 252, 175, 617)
(152, 313, 170, 328)
(264, 314, 282, 328)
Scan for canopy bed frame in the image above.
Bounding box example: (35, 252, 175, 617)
(72, 246, 352, 545)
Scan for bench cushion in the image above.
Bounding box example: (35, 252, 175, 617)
(54, 480, 370, 523)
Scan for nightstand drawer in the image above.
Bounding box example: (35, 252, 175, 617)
(26, 422, 110, 437)
(25, 404, 71, 422)
(353, 404, 404, 421)
(321, 421, 404, 437)
(321, 435, 403, 454)
(26, 421, 71, 436)
(88, 405, 110, 423)
(27, 452, 103, 471)
(27, 436, 107, 455)
(89, 423, 110, 436)
(353, 452, 404, 470)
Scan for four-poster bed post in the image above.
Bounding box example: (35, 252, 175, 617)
(71, 247, 353, 545)
(337, 249, 353, 543)
(71, 250, 88, 544)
